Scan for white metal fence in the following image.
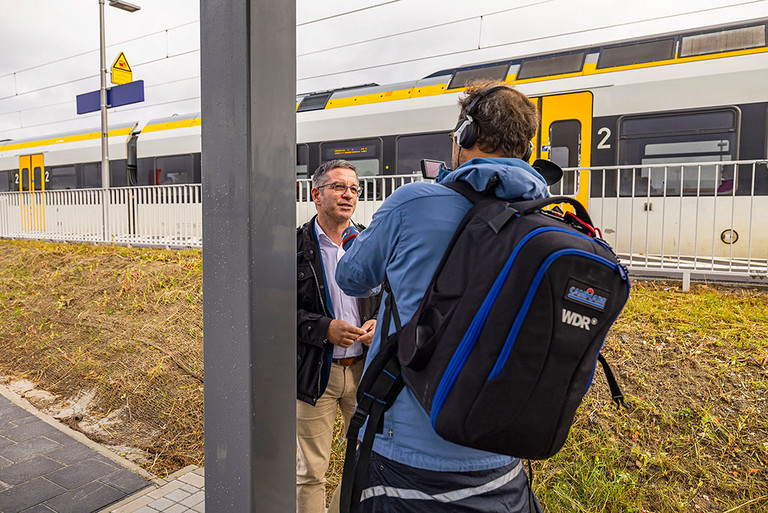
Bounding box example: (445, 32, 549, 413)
(584, 160, 768, 284)
(296, 174, 422, 226)
(1, 163, 766, 283)
(0, 185, 202, 248)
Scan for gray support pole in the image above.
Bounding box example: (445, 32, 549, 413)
(201, 1, 296, 511)
(98, 0, 110, 188)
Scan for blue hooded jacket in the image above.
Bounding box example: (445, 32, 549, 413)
(336, 157, 548, 471)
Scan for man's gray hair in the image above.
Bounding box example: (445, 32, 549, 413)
(311, 159, 358, 189)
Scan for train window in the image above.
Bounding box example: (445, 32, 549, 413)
(21, 167, 30, 191)
(619, 109, 738, 196)
(597, 38, 675, 69)
(517, 52, 584, 80)
(137, 157, 154, 185)
(321, 138, 382, 176)
(298, 93, 332, 112)
(47, 166, 77, 190)
(155, 154, 194, 185)
(110, 160, 128, 187)
(33, 166, 43, 191)
(548, 120, 580, 195)
(0, 170, 9, 192)
(447, 64, 510, 90)
(297, 144, 309, 178)
(622, 110, 736, 136)
(680, 25, 766, 57)
(396, 132, 452, 175)
(81, 162, 101, 188)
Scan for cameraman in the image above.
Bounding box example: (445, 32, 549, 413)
(335, 81, 546, 512)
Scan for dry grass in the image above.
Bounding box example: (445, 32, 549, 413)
(0, 240, 203, 476)
(0, 240, 766, 512)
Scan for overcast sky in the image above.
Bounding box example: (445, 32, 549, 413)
(1, 0, 767, 140)
(4, 0, 767, 81)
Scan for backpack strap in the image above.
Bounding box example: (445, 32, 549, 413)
(441, 175, 501, 204)
(597, 353, 626, 409)
(340, 278, 404, 513)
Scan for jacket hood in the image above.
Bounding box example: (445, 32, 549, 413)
(438, 157, 549, 201)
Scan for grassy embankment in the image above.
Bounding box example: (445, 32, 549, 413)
(0, 239, 766, 511)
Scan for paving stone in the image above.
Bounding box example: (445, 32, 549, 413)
(133, 507, 158, 513)
(180, 490, 204, 507)
(165, 487, 190, 502)
(39, 430, 78, 447)
(42, 481, 124, 513)
(0, 453, 14, 468)
(4, 421, 58, 443)
(0, 435, 17, 450)
(98, 468, 150, 494)
(0, 437, 62, 463)
(0, 406, 33, 427)
(148, 497, 174, 510)
(0, 415, 34, 430)
(44, 458, 116, 490)
(191, 501, 205, 513)
(147, 480, 184, 499)
(164, 504, 189, 513)
(179, 472, 204, 488)
(45, 443, 99, 465)
(93, 455, 122, 469)
(11, 415, 42, 427)
(109, 493, 155, 513)
(0, 455, 64, 486)
(18, 505, 56, 512)
(0, 477, 66, 513)
(180, 483, 197, 494)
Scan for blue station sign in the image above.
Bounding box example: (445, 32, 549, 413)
(76, 80, 145, 115)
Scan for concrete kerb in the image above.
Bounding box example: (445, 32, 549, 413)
(0, 383, 155, 481)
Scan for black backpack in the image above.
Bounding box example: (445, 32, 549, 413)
(340, 180, 630, 512)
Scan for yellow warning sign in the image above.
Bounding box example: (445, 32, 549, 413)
(111, 52, 133, 85)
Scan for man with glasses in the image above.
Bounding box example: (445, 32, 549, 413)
(297, 159, 380, 513)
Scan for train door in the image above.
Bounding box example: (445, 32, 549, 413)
(537, 92, 593, 207)
(18, 154, 45, 230)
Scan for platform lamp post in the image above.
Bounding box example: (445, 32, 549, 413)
(99, 0, 140, 190)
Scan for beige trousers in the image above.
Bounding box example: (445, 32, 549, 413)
(297, 359, 364, 513)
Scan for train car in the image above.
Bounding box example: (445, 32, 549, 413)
(1, 17, 767, 264)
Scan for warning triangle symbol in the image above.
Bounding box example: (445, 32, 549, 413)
(112, 52, 132, 73)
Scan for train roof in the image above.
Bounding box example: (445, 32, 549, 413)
(296, 16, 768, 111)
(3, 15, 768, 154)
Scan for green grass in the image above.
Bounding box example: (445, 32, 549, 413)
(326, 282, 768, 512)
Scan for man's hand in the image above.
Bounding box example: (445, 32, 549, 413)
(326, 319, 367, 348)
(357, 319, 377, 347)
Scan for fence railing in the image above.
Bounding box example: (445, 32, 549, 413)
(0, 185, 202, 248)
(2, 163, 766, 283)
(581, 160, 768, 283)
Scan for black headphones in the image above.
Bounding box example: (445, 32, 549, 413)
(453, 85, 534, 161)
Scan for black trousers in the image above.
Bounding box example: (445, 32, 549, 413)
(354, 451, 543, 513)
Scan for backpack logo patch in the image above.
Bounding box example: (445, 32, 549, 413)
(562, 308, 597, 330)
(565, 279, 609, 311)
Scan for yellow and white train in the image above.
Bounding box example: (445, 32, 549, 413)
(1, 17, 767, 262)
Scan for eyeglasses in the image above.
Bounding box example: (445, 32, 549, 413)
(316, 182, 362, 197)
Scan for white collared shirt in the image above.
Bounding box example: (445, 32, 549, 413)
(315, 219, 363, 358)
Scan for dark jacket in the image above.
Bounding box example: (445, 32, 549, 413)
(297, 216, 380, 405)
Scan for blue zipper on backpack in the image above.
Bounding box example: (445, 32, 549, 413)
(429, 227, 597, 429)
(487, 249, 628, 380)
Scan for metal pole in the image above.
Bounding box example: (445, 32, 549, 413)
(99, 0, 110, 188)
(201, 0, 296, 511)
